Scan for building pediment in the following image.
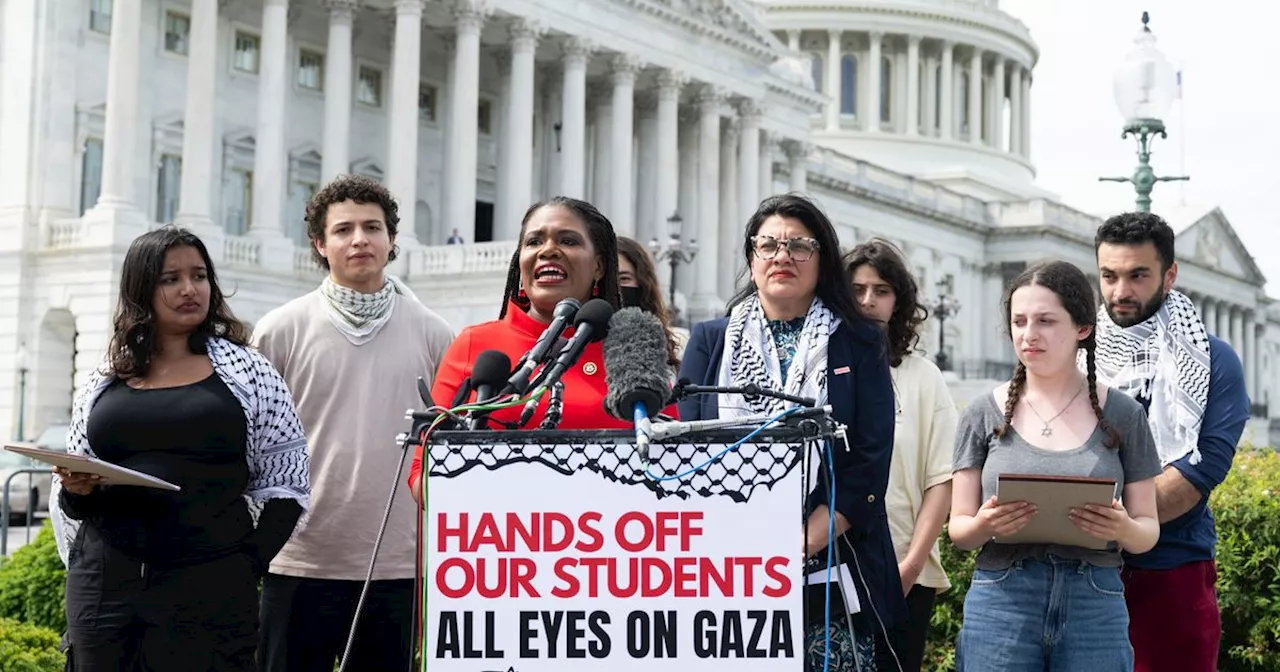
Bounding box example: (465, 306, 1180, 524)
(1174, 207, 1266, 285)
(619, 0, 787, 61)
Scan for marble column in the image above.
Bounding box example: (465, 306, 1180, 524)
(992, 57, 1005, 151)
(445, 1, 489, 242)
(695, 87, 725, 313)
(906, 36, 921, 136)
(654, 70, 684, 242)
(1009, 65, 1023, 156)
(500, 19, 541, 240)
(786, 141, 809, 192)
(938, 41, 953, 140)
(1230, 306, 1243, 351)
(719, 120, 739, 300)
(634, 95, 658, 244)
(968, 48, 983, 145)
(1203, 300, 1218, 336)
(249, 0, 289, 238)
(175, 0, 219, 228)
(758, 132, 775, 200)
(89, 0, 146, 215)
(560, 38, 591, 199)
(590, 87, 613, 213)
(438, 35, 456, 241)
(737, 101, 761, 224)
(675, 110, 699, 297)
(320, 0, 355, 182)
(787, 29, 800, 52)
(867, 32, 882, 132)
(1021, 74, 1032, 158)
(610, 55, 642, 236)
(1246, 312, 1258, 402)
(825, 31, 841, 131)
(1218, 303, 1231, 343)
(387, 0, 424, 244)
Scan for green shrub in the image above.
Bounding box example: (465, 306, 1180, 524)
(1213, 448, 1280, 670)
(923, 447, 1280, 671)
(0, 617, 63, 672)
(0, 523, 67, 633)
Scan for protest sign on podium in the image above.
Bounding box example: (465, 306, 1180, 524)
(419, 426, 825, 671)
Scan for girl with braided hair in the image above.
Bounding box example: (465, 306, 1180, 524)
(948, 259, 1161, 671)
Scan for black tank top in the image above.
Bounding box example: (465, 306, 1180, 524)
(85, 373, 250, 565)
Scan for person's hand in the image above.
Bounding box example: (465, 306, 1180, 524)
(1069, 499, 1131, 544)
(974, 496, 1036, 539)
(898, 560, 922, 597)
(53, 467, 100, 496)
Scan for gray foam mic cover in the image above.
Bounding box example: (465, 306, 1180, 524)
(602, 307, 671, 420)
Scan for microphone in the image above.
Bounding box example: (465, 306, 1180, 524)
(669, 378, 817, 408)
(466, 350, 514, 430)
(538, 381, 566, 430)
(505, 297, 580, 395)
(602, 307, 672, 463)
(526, 298, 614, 395)
(517, 336, 570, 428)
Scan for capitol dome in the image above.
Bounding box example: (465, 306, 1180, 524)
(755, 0, 1049, 201)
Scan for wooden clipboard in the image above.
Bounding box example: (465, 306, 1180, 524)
(4, 443, 181, 491)
(995, 473, 1117, 551)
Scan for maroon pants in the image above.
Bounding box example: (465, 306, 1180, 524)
(1122, 560, 1220, 672)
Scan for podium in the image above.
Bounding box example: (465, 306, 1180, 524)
(418, 426, 831, 671)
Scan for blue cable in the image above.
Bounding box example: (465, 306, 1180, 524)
(642, 407, 803, 482)
(824, 438, 836, 672)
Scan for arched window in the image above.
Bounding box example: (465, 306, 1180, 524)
(879, 56, 892, 123)
(810, 54, 823, 93)
(840, 55, 858, 116)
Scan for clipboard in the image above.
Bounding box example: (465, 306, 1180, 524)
(995, 473, 1117, 550)
(3, 443, 181, 492)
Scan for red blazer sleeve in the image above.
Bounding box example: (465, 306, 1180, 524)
(409, 328, 476, 490)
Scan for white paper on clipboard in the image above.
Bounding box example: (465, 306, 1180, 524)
(4, 443, 181, 491)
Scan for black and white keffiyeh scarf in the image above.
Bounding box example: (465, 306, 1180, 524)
(1086, 289, 1211, 466)
(716, 294, 839, 419)
(319, 275, 420, 345)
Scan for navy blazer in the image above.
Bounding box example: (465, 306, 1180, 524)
(678, 316, 907, 631)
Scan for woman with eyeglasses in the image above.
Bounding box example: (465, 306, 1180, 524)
(678, 194, 905, 672)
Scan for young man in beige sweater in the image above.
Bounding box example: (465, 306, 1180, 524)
(253, 175, 454, 672)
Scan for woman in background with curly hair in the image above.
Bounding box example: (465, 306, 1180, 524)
(617, 235, 682, 369)
(845, 239, 957, 672)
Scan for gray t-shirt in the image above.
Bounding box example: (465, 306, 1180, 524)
(953, 389, 1162, 569)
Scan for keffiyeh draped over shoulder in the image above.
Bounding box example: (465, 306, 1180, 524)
(1085, 289, 1211, 467)
(716, 294, 839, 419)
(48, 337, 311, 566)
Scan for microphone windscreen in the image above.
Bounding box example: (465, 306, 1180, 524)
(573, 298, 614, 342)
(471, 350, 513, 390)
(602, 307, 671, 420)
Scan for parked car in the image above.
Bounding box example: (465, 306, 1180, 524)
(0, 423, 64, 525)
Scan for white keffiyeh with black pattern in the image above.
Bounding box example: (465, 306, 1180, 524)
(716, 294, 838, 419)
(319, 275, 421, 345)
(47, 337, 312, 567)
(1085, 289, 1211, 466)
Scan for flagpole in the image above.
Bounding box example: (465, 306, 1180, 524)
(1177, 68, 1188, 207)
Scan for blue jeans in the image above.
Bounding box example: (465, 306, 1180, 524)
(957, 556, 1134, 672)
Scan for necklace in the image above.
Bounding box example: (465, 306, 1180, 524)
(1023, 382, 1086, 436)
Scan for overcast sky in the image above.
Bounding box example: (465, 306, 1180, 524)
(998, 0, 1280, 294)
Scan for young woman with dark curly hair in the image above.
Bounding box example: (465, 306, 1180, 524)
(844, 239, 958, 672)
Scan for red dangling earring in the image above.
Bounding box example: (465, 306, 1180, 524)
(592, 282, 599, 297)
(518, 287, 527, 301)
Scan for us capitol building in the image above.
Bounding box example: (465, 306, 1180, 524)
(2, 0, 1275, 445)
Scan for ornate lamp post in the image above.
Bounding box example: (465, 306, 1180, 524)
(928, 279, 961, 372)
(648, 212, 698, 327)
(14, 344, 28, 441)
(1099, 11, 1189, 212)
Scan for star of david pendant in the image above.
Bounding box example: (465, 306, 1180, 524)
(1041, 425, 1053, 437)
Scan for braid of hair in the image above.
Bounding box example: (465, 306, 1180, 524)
(993, 362, 1027, 440)
(1085, 342, 1122, 449)
(498, 249, 522, 319)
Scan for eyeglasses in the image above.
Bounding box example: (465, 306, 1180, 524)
(750, 235, 820, 262)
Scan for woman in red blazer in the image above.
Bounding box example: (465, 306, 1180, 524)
(407, 197, 676, 499)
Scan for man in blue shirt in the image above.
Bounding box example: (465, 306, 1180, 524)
(1092, 212, 1250, 672)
